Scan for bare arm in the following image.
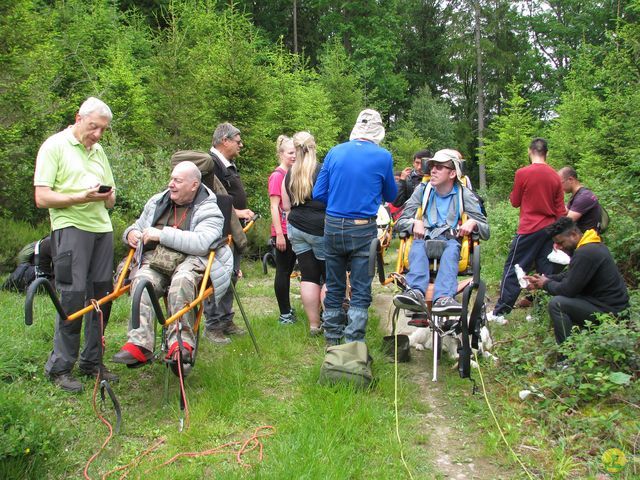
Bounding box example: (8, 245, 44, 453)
(270, 195, 286, 251)
(281, 177, 291, 213)
(566, 210, 583, 221)
(35, 185, 115, 209)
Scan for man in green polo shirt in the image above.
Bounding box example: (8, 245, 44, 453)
(34, 97, 118, 392)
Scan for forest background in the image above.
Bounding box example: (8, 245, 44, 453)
(1, 0, 639, 280)
(1, 2, 640, 478)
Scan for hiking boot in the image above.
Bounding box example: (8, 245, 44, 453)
(553, 359, 571, 371)
(49, 372, 83, 393)
(431, 296, 462, 316)
(79, 364, 119, 383)
(112, 344, 153, 366)
(165, 341, 194, 364)
(516, 297, 533, 309)
(223, 323, 246, 336)
(204, 328, 231, 345)
(310, 326, 323, 336)
(393, 289, 428, 313)
(278, 312, 297, 325)
(325, 337, 342, 347)
(407, 314, 429, 328)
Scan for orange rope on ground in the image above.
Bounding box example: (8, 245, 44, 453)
(146, 426, 276, 473)
(100, 437, 166, 480)
(84, 301, 114, 480)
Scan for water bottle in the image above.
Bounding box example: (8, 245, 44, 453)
(514, 264, 528, 288)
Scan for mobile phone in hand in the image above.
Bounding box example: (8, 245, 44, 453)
(98, 185, 112, 193)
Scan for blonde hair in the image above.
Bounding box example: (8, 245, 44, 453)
(289, 131, 317, 206)
(276, 134, 293, 158)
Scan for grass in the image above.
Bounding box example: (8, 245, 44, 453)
(0, 260, 440, 479)
(446, 303, 640, 479)
(2, 234, 639, 479)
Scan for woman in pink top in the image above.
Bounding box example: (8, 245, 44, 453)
(269, 135, 297, 324)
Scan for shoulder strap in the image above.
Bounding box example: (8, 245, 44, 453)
(419, 183, 433, 220)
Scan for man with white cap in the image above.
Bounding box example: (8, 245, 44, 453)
(393, 149, 489, 321)
(313, 109, 397, 345)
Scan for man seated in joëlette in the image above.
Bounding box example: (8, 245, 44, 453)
(112, 161, 232, 366)
(393, 149, 489, 324)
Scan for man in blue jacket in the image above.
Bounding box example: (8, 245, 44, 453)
(313, 109, 397, 345)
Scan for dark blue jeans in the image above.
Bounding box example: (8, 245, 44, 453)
(323, 215, 377, 343)
(405, 237, 461, 301)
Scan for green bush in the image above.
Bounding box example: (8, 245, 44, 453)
(0, 220, 50, 273)
(500, 294, 639, 407)
(542, 314, 640, 406)
(0, 389, 61, 479)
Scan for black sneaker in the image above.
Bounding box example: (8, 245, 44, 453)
(431, 296, 462, 316)
(49, 372, 83, 393)
(393, 289, 428, 313)
(79, 364, 119, 383)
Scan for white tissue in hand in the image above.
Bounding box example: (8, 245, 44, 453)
(547, 248, 571, 265)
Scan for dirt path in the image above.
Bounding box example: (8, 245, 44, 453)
(372, 291, 511, 480)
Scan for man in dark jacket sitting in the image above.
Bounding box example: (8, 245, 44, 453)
(525, 217, 629, 346)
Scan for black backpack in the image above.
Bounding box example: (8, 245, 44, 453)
(1, 263, 36, 292)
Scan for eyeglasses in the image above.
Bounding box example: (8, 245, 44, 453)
(226, 137, 243, 146)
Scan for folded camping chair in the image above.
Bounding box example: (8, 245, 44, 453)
(369, 177, 487, 383)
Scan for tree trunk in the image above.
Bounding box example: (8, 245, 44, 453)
(293, 0, 298, 54)
(474, 0, 486, 190)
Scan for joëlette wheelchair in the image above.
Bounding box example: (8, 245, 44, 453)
(25, 197, 260, 430)
(125, 208, 260, 428)
(369, 195, 486, 384)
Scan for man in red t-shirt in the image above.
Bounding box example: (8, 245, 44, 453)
(489, 138, 565, 323)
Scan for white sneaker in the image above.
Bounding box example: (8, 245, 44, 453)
(487, 311, 508, 325)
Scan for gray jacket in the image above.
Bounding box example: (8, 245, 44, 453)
(123, 185, 224, 260)
(123, 185, 233, 303)
(395, 181, 490, 240)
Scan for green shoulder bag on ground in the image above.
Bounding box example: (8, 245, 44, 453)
(319, 341, 373, 389)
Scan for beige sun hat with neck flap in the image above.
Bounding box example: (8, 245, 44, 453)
(426, 149, 464, 181)
(349, 109, 385, 145)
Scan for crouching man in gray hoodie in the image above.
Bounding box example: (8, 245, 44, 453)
(112, 161, 233, 366)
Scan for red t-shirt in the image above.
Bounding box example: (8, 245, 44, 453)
(268, 166, 287, 237)
(510, 163, 565, 234)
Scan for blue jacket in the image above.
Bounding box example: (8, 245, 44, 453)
(313, 140, 397, 218)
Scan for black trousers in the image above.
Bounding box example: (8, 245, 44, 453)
(273, 236, 297, 314)
(494, 228, 555, 316)
(548, 295, 608, 345)
(45, 227, 113, 376)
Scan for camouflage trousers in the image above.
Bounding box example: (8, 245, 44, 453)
(127, 253, 204, 352)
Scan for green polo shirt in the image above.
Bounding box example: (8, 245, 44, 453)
(34, 128, 114, 233)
